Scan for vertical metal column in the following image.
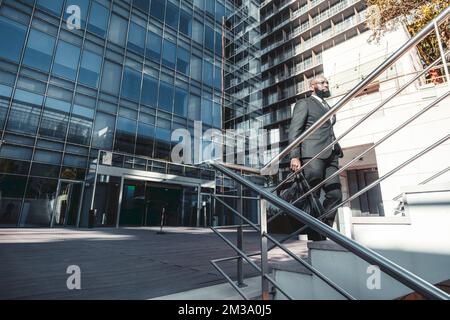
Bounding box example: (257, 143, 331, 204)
(259, 197, 269, 300)
(236, 181, 246, 287)
(115, 176, 124, 228)
(434, 21, 450, 87)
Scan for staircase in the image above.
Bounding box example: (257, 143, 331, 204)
(207, 7, 450, 300)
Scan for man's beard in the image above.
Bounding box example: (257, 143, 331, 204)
(316, 90, 331, 99)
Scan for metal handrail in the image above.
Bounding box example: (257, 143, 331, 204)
(210, 160, 450, 300)
(210, 194, 356, 300)
(392, 166, 450, 201)
(261, 6, 450, 173)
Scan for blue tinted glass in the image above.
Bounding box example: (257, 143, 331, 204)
(203, 61, 213, 87)
(121, 68, 142, 102)
(101, 61, 122, 95)
(128, 22, 146, 55)
(33, 150, 62, 165)
(45, 97, 71, 113)
(23, 29, 55, 72)
(201, 98, 212, 125)
(179, 10, 192, 36)
(146, 32, 161, 62)
(115, 117, 136, 153)
(176, 47, 190, 75)
(72, 105, 95, 119)
(214, 65, 222, 90)
(52, 41, 81, 80)
(141, 74, 158, 107)
(174, 88, 188, 117)
(165, 2, 179, 30)
(204, 25, 214, 51)
(92, 112, 116, 149)
(133, 0, 150, 13)
(216, 2, 226, 22)
(0, 84, 12, 128)
(39, 98, 70, 140)
(88, 2, 109, 37)
(136, 122, 155, 157)
(158, 81, 173, 112)
(36, 0, 63, 16)
(63, 154, 87, 168)
(162, 40, 176, 69)
(150, 0, 166, 22)
(108, 14, 128, 47)
(155, 127, 171, 142)
(0, 145, 33, 161)
(213, 102, 221, 128)
(78, 50, 102, 88)
(215, 31, 222, 54)
(64, 0, 89, 28)
(0, 17, 27, 63)
(188, 94, 201, 121)
(7, 90, 43, 135)
(205, 0, 214, 16)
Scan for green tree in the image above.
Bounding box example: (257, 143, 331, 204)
(365, 0, 449, 65)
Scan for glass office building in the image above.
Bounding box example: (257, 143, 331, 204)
(0, 0, 258, 228)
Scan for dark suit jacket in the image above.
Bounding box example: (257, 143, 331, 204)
(289, 96, 343, 160)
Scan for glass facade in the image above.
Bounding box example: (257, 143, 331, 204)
(0, 0, 237, 227)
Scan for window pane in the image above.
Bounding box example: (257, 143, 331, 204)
(121, 68, 142, 102)
(78, 50, 102, 88)
(162, 39, 176, 69)
(36, 0, 63, 16)
(201, 98, 212, 125)
(63, 154, 87, 168)
(174, 88, 188, 117)
(21, 177, 58, 227)
(52, 41, 81, 80)
(165, 2, 179, 30)
(6, 89, 43, 134)
(213, 102, 221, 128)
(64, 0, 89, 28)
(214, 65, 222, 90)
(115, 117, 136, 153)
(141, 74, 158, 107)
(150, 0, 166, 22)
(203, 60, 213, 87)
(33, 149, 62, 165)
(146, 32, 161, 62)
(0, 17, 27, 63)
(133, 0, 150, 13)
(192, 20, 203, 45)
(67, 105, 93, 145)
(136, 122, 155, 157)
(188, 94, 201, 121)
(127, 22, 146, 55)
(158, 81, 173, 112)
(154, 127, 171, 160)
(0, 145, 33, 160)
(179, 10, 192, 37)
(205, 0, 214, 16)
(39, 97, 71, 140)
(101, 61, 122, 95)
(0, 174, 27, 226)
(88, 2, 109, 37)
(177, 47, 190, 75)
(190, 55, 202, 81)
(0, 84, 12, 128)
(92, 112, 116, 149)
(108, 14, 128, 47)
(23, 29, 55, 72)
(215, 31, 222, 55)
(204, 25, 214, 51)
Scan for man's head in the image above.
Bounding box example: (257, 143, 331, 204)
(310, 76, 331, 99)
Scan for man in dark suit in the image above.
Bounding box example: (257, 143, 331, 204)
(288, 76, 343, 238)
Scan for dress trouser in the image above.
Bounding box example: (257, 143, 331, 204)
(301, 150, 342, 240)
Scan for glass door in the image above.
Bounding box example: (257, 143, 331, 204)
(51, 181, 83, 227)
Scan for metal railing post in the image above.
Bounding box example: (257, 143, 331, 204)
(236, 182, 246, 287)
(434, 21, 450, 87)
(259, 197, 270, 300)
